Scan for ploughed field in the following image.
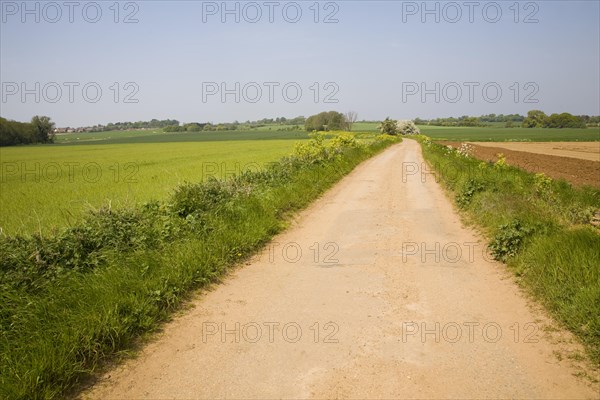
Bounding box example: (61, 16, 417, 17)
(441, 141, 600, 188)
(473, 142, 600, 162)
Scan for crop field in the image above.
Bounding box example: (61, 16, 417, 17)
(472, 141, 600, 161)
(0, 130, 309, 235)
(55, 129, 308, 145)
(419, 126, 600, 142)
(348, 123, 600, 142)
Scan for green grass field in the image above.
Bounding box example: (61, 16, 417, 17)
(351, 122, 380, 132)
(353, 122, 599, 141)
(55, 129, 307, 145)
(1, 130, 309, 235)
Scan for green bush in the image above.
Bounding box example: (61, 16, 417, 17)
(456, 178, 486, 208)
(489, 220, 534, 262)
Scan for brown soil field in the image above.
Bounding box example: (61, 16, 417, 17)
(472, 142, 599, 162)
(441, 142, 600, 188)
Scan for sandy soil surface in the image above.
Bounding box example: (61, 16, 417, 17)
(442, 142, 600, 188)
(473, 142, 600, 162)
(82, 140, 599, 399)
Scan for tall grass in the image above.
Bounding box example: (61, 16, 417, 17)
(0, 132, 399, 400)
(417, 136, 600, 365)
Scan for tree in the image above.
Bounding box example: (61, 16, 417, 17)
(344, 111, 358, 131)
(30, 115, 55, 143)
(184, 122, 206, 132)
(522, 110, 548, 128)
(0, 117, 43, 146)
(305, 111, 345, 131)
(396, 120, 421, 135)
(544, 113, 586, 129)
(379, 118, 398, 135)
(522, 110, 586, 129)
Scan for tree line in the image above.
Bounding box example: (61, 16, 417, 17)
(304, 111, 358, 131)
(415, 114, 526, 127)
(522, 110, 591, 129)
(0, 116, 55, 146)
(414, 111, 598, 128)
(164, 116, 308, 132)
(68, 119, 179, 133)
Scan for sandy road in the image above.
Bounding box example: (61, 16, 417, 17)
(84, 140, 598, 399)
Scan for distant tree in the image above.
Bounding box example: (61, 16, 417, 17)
(163, 125, 184, 132)
(344, 111, 358, 131)
(522, 110, 585, 129)
(30, 116, 55, 143)
(458, 117, 480, 127)
(305, 111, 345, 131)
(379, 118, 398, 135)
(396, 120, 420, 135)
(544, 113, 586, 129)
(522, 110, 548, 128)
(184, 122, 206, 132)
(0, 116, 53, 146)
(289, 116, 306, 125)
(1, 117, 29, 145)
(588, 116, 600, 126)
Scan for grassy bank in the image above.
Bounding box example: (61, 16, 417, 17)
(416, 136, 600, 366)
(0, 133, 400, 400)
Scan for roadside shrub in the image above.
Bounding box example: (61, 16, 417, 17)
(494, 153, 508, 169)
(396, 120, 421, 135)
(378, 118, 398, 135)
(533, 173, 553, 197)
(456, 179, 486, 208)
(378, 119, 421, 136)
(456, 142, 473, 157)
(489, 220, 534, 262)
(171, 178, 239, 217)
(328, 131, 361, 151)
(566, 205, 597, 225)
(375, 133, 400, 143)
(0, 206, 166, 292)
(292, 132, 331, 164)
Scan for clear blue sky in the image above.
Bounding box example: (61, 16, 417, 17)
(1, 0, 599, 126)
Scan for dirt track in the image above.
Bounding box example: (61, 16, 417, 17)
(84, 140, 598, 399)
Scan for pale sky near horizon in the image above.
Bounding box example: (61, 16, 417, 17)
(1, 0, 599, 127)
